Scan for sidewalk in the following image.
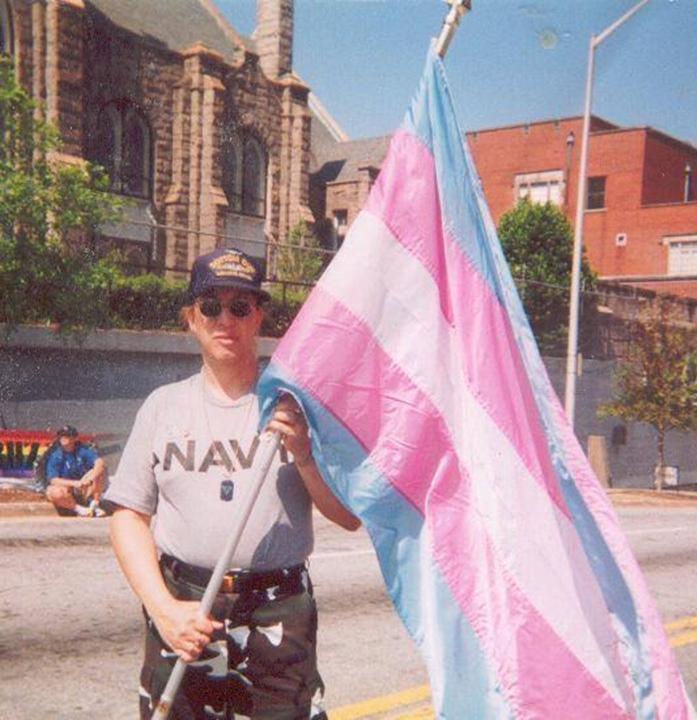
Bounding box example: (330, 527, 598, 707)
(2, 485, 697, 519)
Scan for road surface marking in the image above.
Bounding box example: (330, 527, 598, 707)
(666, 615, 697, 633)
(330, 615, 697, 719)
(330, 685, 430, 720)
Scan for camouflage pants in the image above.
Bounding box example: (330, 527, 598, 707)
(139, 562, 327, 720)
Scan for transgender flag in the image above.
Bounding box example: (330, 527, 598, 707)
(258, 47, 695, 719)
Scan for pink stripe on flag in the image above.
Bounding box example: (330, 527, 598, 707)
(365, 129, 567, 516)
(546, 387, 692, 719)
(274, 286, 630, 718)
(366, 130, 453, 325)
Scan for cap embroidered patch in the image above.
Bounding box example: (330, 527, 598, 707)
(209, 252, 256, 281)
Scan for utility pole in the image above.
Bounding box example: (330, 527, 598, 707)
(564, 0, 651, 426)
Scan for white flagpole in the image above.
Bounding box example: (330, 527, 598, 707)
(435, 0, 472, 58)
(151, 431, 281, 720)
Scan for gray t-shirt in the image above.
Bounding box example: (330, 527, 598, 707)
(105, 372, 313, 571)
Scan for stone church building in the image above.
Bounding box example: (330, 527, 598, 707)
(0, 0, 340, 276)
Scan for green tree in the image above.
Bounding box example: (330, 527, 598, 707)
(498, 198, 596, 353)
(598, 302, 697, 490)
(0, 57, 123, 331)
(263, 221, 326, 336)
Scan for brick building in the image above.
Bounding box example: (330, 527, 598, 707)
(312, 116, 697, 298)
(0, 0, 324, 276)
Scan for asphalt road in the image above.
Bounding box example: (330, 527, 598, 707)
(0, 504, 695, 719)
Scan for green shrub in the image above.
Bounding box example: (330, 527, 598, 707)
(108, 274, 189, 330)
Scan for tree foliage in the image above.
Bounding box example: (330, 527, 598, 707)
(498, 199, 596, 353)
(598, 302, 697, 489)
(0, 57, 123, 331)
(263, 221, 326, 336)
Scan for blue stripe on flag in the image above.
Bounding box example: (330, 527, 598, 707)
(258, 362, 513, 720)
(406, 45, 656, 716)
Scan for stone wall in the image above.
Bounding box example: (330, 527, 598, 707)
(0, 326, 277, 475)
(2, 325, 695, 488)
(8, 0, 313, 277)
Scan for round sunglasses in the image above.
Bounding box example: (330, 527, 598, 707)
(197, 296, 255, 319)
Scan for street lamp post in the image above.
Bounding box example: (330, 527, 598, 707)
(564, 0, 652, 426)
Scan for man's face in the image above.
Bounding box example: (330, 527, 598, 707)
(58, 435, 76, 451)
(188, 288, 263, 364)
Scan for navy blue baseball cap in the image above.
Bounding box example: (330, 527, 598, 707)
(188, 248, 270, 302)
(57, 425, 79, 438)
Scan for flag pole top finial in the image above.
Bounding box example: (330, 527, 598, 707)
(435, 0, 472, 59)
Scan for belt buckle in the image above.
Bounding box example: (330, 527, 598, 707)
(221, 574, 236, 593)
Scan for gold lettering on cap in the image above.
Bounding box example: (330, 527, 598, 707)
(209, 253, 256, 281)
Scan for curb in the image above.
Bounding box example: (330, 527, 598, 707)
(0, 501, 59, 519)
(2, 489, 697, 520)
(607, 488, 697, 507)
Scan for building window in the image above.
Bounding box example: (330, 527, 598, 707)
(222, 132, 242, 213)
(666, 236, 697, 276)
(332, 209, 348, 249)
(223, 134, 266, 218)
(0, 1, 13, 56)
(515, 170, 563, 206)
(92, 100, 152, 199)
(242, 138, 265, 216)
(587, 176, 606, 210)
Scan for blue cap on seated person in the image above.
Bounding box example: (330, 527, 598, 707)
(56, 425, 79, 438)
(188, 248, 270, 303)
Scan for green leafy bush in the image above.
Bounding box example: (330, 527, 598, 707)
(0, 57, 123, 332)
(109, 274, 189, 330)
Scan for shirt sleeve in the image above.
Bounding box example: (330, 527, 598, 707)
(45, 449, 62, 482)
(79, 445, 99, 470)
(103, 392, 160, 515)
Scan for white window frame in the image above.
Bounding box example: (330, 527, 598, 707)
(664, 235, 697, 276)
(514, 170, 564, 207)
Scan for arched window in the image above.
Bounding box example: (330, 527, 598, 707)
(242, 138, 265, 216)
(222, 132, 266, 218)
(93, 100, 152, 198)
(222, 132, 242, 212)
(0, 1, 14, 57)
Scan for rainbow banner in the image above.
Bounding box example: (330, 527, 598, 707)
(0, 430, 56, 479)
(259, 47, 695, 718)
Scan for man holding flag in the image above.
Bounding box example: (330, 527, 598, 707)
(105, 248, 358, 719)
(258, 44, 696, 720)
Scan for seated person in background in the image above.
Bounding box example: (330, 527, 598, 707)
(45, 425, 107, 517)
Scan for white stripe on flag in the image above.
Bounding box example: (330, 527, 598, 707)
(319, 209, 631, 708)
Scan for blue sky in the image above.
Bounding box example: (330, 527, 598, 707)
(217, 0, 697, 146)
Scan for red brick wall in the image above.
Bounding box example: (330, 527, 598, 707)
(467, 119, 697, 294)
(468, 118, 582, 223)
(586, 202, 697, 279)
(641, 131, 697, 205)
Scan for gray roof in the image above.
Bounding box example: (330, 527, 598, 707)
(311, 135, 391, 184)
(86, 0, 252, 63)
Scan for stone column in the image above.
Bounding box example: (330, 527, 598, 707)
(256, 0, 293, 80)
(164, 80, 192, 276)
(31, 1, 47, 121)
(45, 0, 85, 160)
(277, 74, 312, 240)
(181, 44, 229, 270)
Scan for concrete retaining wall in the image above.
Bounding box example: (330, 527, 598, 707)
(2, 325, 695, 488)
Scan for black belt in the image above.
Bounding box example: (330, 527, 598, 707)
(160, 554, 305, 595)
